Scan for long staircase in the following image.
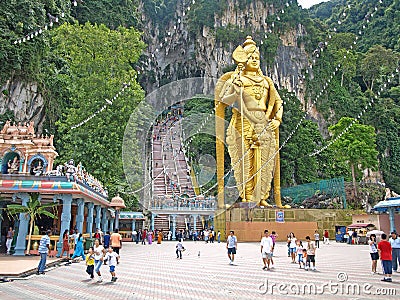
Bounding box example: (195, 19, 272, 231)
(150, 105, 215, 234)
(151, 111, 195, 204)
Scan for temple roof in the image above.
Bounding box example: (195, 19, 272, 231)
(0, 175, 109, 206)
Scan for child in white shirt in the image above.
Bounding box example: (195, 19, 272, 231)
(104, 247, 120, 282)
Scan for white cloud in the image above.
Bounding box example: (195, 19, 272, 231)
(298, 0, 331, 9)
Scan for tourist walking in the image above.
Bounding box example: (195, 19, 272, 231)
(71, 233, 85, 260)
(347, 229, 353, 244)
(103, 231, 111, 249)
(60, 229, 70, 258)
(157, 230, 163, 244)
(36, 230, 51, 275)
(368, 234, 378, 274)
(94, 228, 103, 244)
(286, 233, 291, 257)
(296, 240, 304, 268)
(141, 229, 147, 245)
(176, 239, 184, 259)
(93, 239, 106, 282)
(6, 227, 14, 255)
(288, 232, 297, 263)
(204, 229, 210, 243)
(323, 230, 330, 244)
(110, 229, 122, 255)
(314, 230, 320, 248)
(260, 230, 273, 270)
(378, 233, 393, 282)
(270, 231, 278, 268)
(270, 231, 278, 248)
(226, 231, 237, 265)
(85, 247, 95, 279)
(132, 229, 137, 243)
(72, 228, 80, 245)
(389, 231, 400, 273)
(305, 236, 316, 271)
(147, 230, 153, 245)
(301, 249, 307, 268)
(176, 229, 183, 241)
(209, 230, 214, 243)
(104, 247, 120, 282)
(217, 231, 221, 243)
(352, 231, 358, 245)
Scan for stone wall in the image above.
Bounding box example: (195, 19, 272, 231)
(225, 208, 365, 242)
(226, 221, 318, 242)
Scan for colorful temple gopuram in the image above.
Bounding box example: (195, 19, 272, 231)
(0, 121, 139, 256)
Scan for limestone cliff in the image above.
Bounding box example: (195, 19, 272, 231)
(0, 79, 46, 134)
(138, 0, 312, 109)
(1, 0, 321, 132)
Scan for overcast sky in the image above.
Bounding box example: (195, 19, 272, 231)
(297, 0, 331, 9)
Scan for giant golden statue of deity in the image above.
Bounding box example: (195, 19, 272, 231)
(215, 36, 285, 208)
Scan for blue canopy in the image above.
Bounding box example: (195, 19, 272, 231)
(373, 197, 400, 212)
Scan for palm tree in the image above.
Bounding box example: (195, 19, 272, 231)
(6, 193, 58, 255)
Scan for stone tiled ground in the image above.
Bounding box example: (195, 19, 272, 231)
(0, 240, 398, 299)
(0, 255, 63, 276)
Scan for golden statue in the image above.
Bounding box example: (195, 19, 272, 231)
(215, 36, 286, 208)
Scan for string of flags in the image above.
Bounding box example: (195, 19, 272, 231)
(70, 80, 134, 130)
(309, 69, 399, 157)
(13, 12, 64, 45)
(143, 1, 293, 71)
(11, 1, 87, 45)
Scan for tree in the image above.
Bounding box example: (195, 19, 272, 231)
(328, 117, 379, 197)
(53, 23, 145, 206)
(6, 193, 58, 255)
(360, 45, 398, 92)
(278, 91, 321, 185)
(329, 32, 358, 85)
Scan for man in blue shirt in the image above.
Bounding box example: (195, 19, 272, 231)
(37, 230, 51, 275)
(389, 231, 400, 272)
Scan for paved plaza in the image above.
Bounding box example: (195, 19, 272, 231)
(0, 240, 398, 299)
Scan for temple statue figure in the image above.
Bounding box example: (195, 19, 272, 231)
(65, 159, 76, 182)
(8, 156, 20, 174)
(33, 160, 43, 176)
(215, 36, 286, 207)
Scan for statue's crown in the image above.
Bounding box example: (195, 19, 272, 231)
(243, 36, 256, 48)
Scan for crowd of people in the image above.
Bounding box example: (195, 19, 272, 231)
(34, 225, 400, 285)
(368, 231, 400, 282)
(37, 227, 123, 282)
(151, 197, 216, 210)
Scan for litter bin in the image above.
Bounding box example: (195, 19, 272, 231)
(84, 238, 95, 251)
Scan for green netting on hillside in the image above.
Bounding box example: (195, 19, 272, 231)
(281, 177, 347, 208)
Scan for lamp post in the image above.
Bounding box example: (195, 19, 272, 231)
(110, 194, 126, 230)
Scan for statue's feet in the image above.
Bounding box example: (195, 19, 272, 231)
(276, 204, 291, 209)
(259, 200, 272, 207)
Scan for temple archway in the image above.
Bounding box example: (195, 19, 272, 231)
(28, 154, 48, 175)
(1, 151, 21, 174)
